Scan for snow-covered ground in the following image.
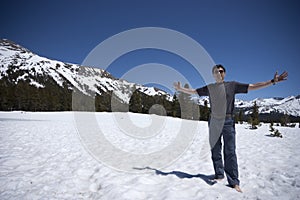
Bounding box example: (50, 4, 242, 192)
(0, 111, 299, 199)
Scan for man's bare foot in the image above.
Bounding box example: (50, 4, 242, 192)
(234, 185, 243, 193)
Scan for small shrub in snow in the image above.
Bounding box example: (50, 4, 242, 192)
(269, 123, 283, 138)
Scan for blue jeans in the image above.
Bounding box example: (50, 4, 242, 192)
(209, 118, 239, 186)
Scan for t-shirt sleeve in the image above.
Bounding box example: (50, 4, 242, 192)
(234, 81, 249, 94)
(196, 86, 209, 96)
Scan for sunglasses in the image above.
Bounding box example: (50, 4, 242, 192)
(214, 69, 225, 74)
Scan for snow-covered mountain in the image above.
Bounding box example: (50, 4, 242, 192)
(1, 39, 299, 118)
(235, 96, 300, 117)
(197, 95, 300, 117)
(0, 39, 171, 105)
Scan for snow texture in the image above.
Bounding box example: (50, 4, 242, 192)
(0, 111, 299, 199)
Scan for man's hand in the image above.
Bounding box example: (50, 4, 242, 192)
(173, 81, 181, 91)
(273, 71, 288, 83)
(173, 81, 196, 94)
(248, 70, 288, 91)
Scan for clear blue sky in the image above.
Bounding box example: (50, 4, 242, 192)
(1, 0, 299, 100)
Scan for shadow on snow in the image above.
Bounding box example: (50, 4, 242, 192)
(134, 167, 217, 186)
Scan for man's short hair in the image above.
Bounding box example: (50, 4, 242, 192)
(212, 64, 226, 74)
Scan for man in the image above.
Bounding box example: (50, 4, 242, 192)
(173, 64, 288, 192)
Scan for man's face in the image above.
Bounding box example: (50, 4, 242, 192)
(213, 67, 225, 82)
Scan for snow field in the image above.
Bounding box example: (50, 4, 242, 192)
(0, 111, 299, 199)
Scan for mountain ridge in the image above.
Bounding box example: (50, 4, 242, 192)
(197, 94, 300, 117)
(0, 39, 171, 104)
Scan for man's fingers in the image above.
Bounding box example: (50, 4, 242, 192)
(173, 81, 181, 89)
(280, 71, 286, 76)
(281, 71, 288, 78)
(278, 71, 288, 82)
(273, 71, 278, 80)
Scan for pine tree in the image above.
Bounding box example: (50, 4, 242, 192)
(248, 117, 254, 128)
(234, 114, 239, 124)
(238, 109, 244, 124)
(191, 103, 200, 121)
(200, 100, 210, 121)
(178, 83, 193, 119)
(250, 101, 259, 129)
(172, 93, 180, 118)
(269, 121, 275, 132)
(280, 113, 290, 127)
(129, 87, 142, 113)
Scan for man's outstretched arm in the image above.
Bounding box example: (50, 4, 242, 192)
(173, 82, 197, 94)
(248, 71, 288, 91)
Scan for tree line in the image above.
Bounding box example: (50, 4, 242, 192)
(1, 74, 299, 125)
(0, 75, 210, 120)
(93, 83, 210, 121)
(0, 72, 72, 111)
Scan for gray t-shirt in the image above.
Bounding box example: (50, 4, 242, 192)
(196, 81, 249, 117)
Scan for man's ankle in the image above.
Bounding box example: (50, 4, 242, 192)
(214, 175, 224, 180)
